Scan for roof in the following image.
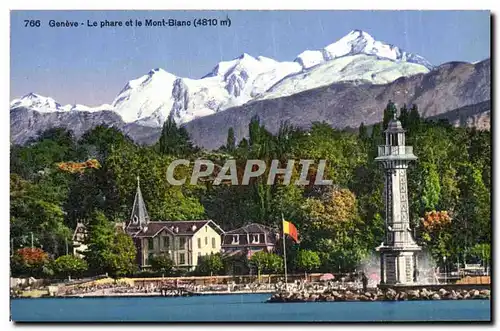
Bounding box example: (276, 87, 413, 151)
(221, 223, 279, 247)
(129, 220, 225, 238)
(128, 177, 150, 229)
(72, 223, 87, 241)
(224, 223, 276, 235)
(129, 222, 174, 238)
(72, 222, 124, 241)
(385, 119, 405, 133)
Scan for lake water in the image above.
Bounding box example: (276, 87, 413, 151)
(11, 294, 491, 322)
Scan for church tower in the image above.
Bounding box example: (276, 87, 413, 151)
(127, 176, 150, 231)
(375, 113, 421, 285)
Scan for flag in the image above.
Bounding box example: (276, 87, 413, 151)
(282, 219, 299, 243)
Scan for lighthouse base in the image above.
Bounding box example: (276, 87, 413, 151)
(379, 247, 422, 285)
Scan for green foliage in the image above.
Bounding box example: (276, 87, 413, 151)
(195, 253, 225, 276)
(150, 254, 175, 274)
(109, 233, 138, 277)
(10, 101, 491, 276)
(470, 243, 490, 262)
(249, 251, 283, 279)
(84, 211, 137, 278)
(11, 247, 50, 277)
(358, 122, 368, 143)
(421, 162, 441, 211)
(382, 100, 397, 130)
(107, 144, 205, 221)
(51, 254, 88, 278)
(158, 114, 197, 157)
(79, 125, 133, 162)
(295, 250, 321, 273)
(226, 127, 236, 152)
(265, 253, 284, 274)
(10, 173, 72, 257)
(399, 104, 409, 128)
(11, 128, 80, 179)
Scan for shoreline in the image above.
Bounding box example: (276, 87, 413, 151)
(11, 289, 276, 299)
(266, 287, 491, 303)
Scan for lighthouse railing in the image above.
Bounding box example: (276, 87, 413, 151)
(377, 145, 413, 157)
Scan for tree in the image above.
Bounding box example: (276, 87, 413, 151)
(454, 163, 491, 251)
(109, 233, 137, 277)
(249, 251, 268, 280)
(79, 125, 133, 162)
(106, 144, 205, 221)
(150, 254, 175, 275)
(11, 128, 80, 179)
(52, 254, 88, 279)
(195, 253, 224, 276)
(295, 250, 321, 275)
(470, 243, 490, 271)
(158, 114, 196, 157)
(249, 115, 261, 147)
(84, 211, 115, 274)
(407, 104, 421, 133)
(264, 253, 284, 274)
(300, 187, 368, 272)
(420, 211, 453, 260)
(382, 100, 397, 130)
(249, 251, 284, 280)
(358, 122, 368, 143)
(399, 104, 409, 128)
(421, 162, 441, 212)
(84, 211, 137, 277)
(226, 127, 236, 152)
(10, 177, 73, 258)
(11, 248, 50, 277)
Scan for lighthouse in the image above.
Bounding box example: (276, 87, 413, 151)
(375, 112, 421, 285)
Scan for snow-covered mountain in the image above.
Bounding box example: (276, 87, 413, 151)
(11, 30, 434, 127)
(112, 54, 302, 127)
(261, 54, 429, 100)
(10, 93, 112, 113)
(295, 30, 433, 70)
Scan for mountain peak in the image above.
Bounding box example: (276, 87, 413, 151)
(295, 29, 433, 70)
(148, 68, 165, 76)
(237, 53, 254, 60)
(11, 93, 62, 112)
(23, 92, 45, 99)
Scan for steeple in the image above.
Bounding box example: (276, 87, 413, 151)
(129, 176, 150, 229)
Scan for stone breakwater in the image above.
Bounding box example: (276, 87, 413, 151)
(266, 288, 491, 303)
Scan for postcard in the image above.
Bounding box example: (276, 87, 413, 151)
(9, 9, 491, 323)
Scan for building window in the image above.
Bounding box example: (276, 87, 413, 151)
(205, 237, 208, 245)
(198, 252, 201, 257)
(212, 237, 216, 249)
(163, 236, 170, 249)
(231, 235, 239, 245)
(148, 238, 154, 250)
(179, 237, 186, 249)
(251, 234, 260, 244)
(198, 238, 201, 248)
(179, 253, 186, 265)
(147, 253, 154, 265)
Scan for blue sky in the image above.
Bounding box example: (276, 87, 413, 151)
(11, 10, 490, 106)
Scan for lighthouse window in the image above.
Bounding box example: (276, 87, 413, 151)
(392, 134, 398, 146)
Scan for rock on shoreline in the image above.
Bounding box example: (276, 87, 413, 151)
(266, 288, 491, 303)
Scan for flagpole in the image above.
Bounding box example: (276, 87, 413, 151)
(282, 213, 288, 291)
